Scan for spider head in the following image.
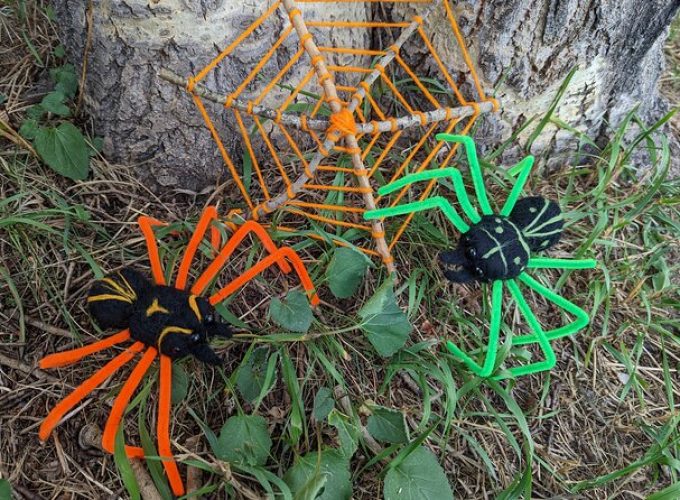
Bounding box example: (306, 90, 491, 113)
(128, 286, 233, 365)
(439, 215, 530, 283)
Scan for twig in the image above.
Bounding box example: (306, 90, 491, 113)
(0, 352, 59, 383)
(25, 317, 74, 338)
(79, 424, 163, 500)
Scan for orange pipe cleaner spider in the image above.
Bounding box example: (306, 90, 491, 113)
(38, 206, 319, 496)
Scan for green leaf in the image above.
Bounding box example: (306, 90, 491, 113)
(328, 410, 359, 458)
(0, 94, 6, 106)
(367, 406, 409, 444)
(358, 279, 411, 357)
(648, 482, 680, 500)
(33, 122, 90, 180)
(236, 346, 276, 402)
(269, 290, 313, 333)
(284, 449, 352, 500)
(313, 387, 335, 421)
(326, 247, 370, 299)
(51, 64, 78, 99)
(384, 446, 453, 500)
(0, 479, 11, 500)
(216, 415, 272, 466)
(53, 44, 66, 58)
(113, 427, 141, 500)
(26, 104, 45, 121)
(171, 363, 188, 404)
(40, 90, 70, 117)
(19, 119, 39, 140)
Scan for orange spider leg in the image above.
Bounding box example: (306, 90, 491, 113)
(39, 330, 131, 369)
(208, 247, 319, 307)
(101, 347, 157, 458)
(210, 224, 221, 252)
(175, 206, 219, 290)
(39, 342, 145, 442)
(138, 216, 167, 286)
(191, 220, 293, 295)
(158, 355, 185, 496)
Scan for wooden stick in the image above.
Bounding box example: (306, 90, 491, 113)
(78, 424, 163, 500)
(159, 69, 493, 133)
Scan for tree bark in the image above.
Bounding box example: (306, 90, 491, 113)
(388, 0, 680, 168)
(53, 0, 679, 190)
(53, 0, 369, 190)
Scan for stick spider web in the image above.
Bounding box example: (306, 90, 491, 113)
(161, 0, 499, 272)
(365, 135, 598, 379)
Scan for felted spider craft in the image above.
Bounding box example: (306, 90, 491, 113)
(365, 134, 597, 379)
(38, 206, 320, 496)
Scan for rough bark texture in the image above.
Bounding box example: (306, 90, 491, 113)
(52, 0, 369, 190)
(390, 0, 680, 169)
(53, 0, 679, 190)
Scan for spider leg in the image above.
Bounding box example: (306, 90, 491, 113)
(39, 330, 131, 369)
(364, 196, 470, 233)
(158, 355, 185, 496)
(512, 272, 591, 345)
(500, 156, 535, 216)
(209, 247, 319, 307)
(493, 279, 556, 379)
(39, 342, 145, 441)
(527, 257, 598, 270)
(191, 221, 293, 296)
(138, 216, 167, 286)
(446, 280, 503, 378)
(101, 347, 157, 458)
(434, 134, 493, 216)
(175, 206, 219, 290)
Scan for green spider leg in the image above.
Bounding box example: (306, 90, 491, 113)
(512, 272, 592, 345)
(434, 134, 493, 216)
(528, 257, 598, 270)
(493, 279, 557, 379)
(446, 279, 504, 378)
(364, 195, 470, 233)
(500, 155, 535, 216)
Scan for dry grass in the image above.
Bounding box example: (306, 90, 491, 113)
(1, 3, 679, 500)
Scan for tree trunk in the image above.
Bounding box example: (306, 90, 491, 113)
(388, 0, 680, 168)
(53, 0, 370, 190)
(54, 0, 679, 190)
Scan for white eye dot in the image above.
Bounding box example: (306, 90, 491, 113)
(495, 226, 504, 234)
(513, 257, 521, 265)
(542, 240, 550, 247)
(529, 207, 537, 213)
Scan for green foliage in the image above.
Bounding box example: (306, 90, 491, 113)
(236, 346, 278, 403)
(216, 415, 272, 466)
(384, 446, 453, 500)
(312, 387, 335, 421)
(171, 363, 188, 404)
(326, 247, 371, 298)
(113, 427, 140, 500)
(284, 449, 352, 500)
(269, 290, 314, 333)
(18, 63, 92, 180)
(366, 406, 409, 444)
(0, 479, 11, 500)
(358, 279, 412, 357)
(327, 410, 360, 458)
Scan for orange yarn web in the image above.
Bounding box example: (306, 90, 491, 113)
(168, 0, 499, 270)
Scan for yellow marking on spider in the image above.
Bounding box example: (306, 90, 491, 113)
(102, 277, 135, 301)
(115, 272, 138, 300)
(87, 293, 133, 303)
(188, 295, 202, 321)
(157, 325, 193, 349)
(146, 298, 170, 317)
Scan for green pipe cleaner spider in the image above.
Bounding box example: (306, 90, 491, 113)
(364, 134, 597, 379)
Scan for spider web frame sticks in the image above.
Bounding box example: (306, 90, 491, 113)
(159, 0, 499, 271)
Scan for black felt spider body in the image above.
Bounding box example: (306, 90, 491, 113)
(440, 197, 563, 283)
(87, 267, 232, 365)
